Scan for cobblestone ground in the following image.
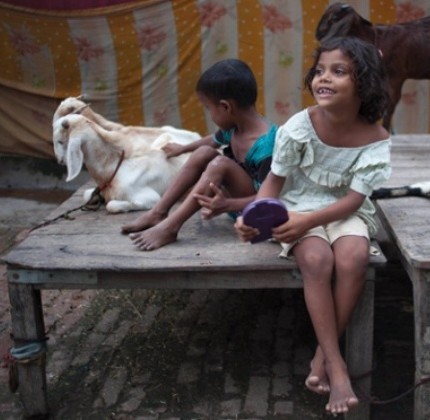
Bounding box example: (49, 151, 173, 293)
(0, 191, 415, 420)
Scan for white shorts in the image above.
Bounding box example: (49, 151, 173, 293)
(279, 214, 370, 258)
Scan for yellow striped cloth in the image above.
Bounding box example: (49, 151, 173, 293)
(0, 0, 427, 158)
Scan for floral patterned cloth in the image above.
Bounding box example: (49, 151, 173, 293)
(0, 0, 428, 158)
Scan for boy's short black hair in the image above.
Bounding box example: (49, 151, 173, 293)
(304, 36, 390, 124)
(196, 58, 257, 109)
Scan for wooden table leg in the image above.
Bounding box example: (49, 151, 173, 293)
(412, 269, 430, 420)
(345, 276, 375, 420)
(8, 281, 49, 418)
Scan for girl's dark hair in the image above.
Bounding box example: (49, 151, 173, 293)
(196, 58, 257, 108)
(304, 36, 390, 124)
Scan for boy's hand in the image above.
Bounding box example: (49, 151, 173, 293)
(234, 216, 259, 242)
(194, 183, 228, 219)
(162, 142, 185, 158)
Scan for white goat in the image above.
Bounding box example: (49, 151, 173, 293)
(53, 95, 194, 142)
(53, 113, 201, 213)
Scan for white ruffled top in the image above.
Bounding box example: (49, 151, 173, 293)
(271, 108, 392, 235)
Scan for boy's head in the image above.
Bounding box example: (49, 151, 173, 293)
(196, 59, 257, 109)
(304, 36, 389, 124)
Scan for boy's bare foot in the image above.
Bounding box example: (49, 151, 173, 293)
(325, 362, 359, 415)
(121, 210, 167, 234)
(129, 224, 177, 251)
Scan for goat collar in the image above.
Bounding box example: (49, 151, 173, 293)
(99, 149, 125, 192)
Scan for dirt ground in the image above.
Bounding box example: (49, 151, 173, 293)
(0, 189, 416, 419)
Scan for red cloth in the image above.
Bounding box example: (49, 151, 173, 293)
(0, 0, 134, 10)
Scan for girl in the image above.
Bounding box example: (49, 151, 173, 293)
(235, 37, 391, 415)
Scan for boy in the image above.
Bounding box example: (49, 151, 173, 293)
(122, 58, 276, 250)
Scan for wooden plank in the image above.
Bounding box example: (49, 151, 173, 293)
(375, 199, 430, 269)
(7, 282, 48, 417)
(411, 269, 430, 420)
(375, 135, 430, 420)
(345, 277, 375, 420)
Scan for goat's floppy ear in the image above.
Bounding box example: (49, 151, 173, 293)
(65, 136, 84, 181)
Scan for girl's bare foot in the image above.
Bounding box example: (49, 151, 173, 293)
(129, 224, 177, 251)
(325, 361, 359, 415)
(305, 348, 330, 395)
(121, 210, 167, 234)
(305, 374, 330, 395)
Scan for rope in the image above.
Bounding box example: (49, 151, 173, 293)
(10, 342, 46, 361)
(28, 150, 124, 232)
(4, 340, 47, 393)
(28, 199, 94, 233)
(353, 373, 430, 405)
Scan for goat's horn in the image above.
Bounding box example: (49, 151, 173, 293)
(74, 104, 90, 114)
(76, 94, 87, 102)
(62, 119, 70, 129)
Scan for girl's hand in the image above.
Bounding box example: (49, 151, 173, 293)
(194, 183, 229, 219)
(162, 142, 184, 158)
(271, 212, 312, 243)
(234, 216, 259, 242)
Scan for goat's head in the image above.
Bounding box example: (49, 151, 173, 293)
(53, 114, 89, 182)
(316, 2, 375, 44)
(52, 95, 90, 124)
(52, 116, 71, 165)
(53, 114, 106, 182)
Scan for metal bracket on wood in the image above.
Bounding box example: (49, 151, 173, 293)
(7, 269, 97, 285)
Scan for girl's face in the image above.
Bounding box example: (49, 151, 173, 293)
(311, 49, 360, 110)
(197, 93, 234, 130)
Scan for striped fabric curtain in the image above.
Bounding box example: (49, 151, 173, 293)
(0, 0, 428, 158)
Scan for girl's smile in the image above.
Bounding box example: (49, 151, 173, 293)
(311, 49, 357, 107)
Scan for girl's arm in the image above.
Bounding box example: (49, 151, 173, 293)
(162, 134, 217, 158)
(234, 172, 286, 242)
(254, 171, 286, 199)
(272, 189, 366, 244)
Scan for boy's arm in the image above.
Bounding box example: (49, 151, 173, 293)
(162, 134, 217, 158)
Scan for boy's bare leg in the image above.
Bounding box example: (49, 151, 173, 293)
(293, 237, 360, 415)
(129, 155, 255, 250)
(121, 147, 219, 233)
(306, 236, 368, 397)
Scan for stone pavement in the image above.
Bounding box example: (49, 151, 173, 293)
(0, 190, 415, 419)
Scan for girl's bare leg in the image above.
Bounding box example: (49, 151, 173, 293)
(293, 237, 360, 415)
(130, 155, 255, 250)
(121, 146, 220, 233)
(306, 236, 369, 397)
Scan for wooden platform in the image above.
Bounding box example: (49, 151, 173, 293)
(2, 183, 387, 420)
(374, 135, 430, 420)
